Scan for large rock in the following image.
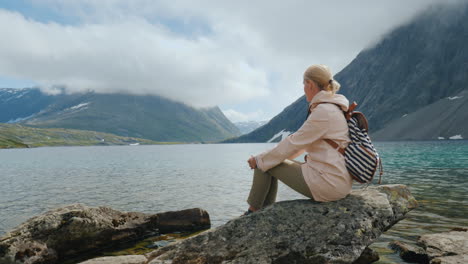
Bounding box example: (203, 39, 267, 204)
(352, 247, 380, 264)
(419, 230, 468, 264)
(390, 229, 468, 264)
(146, 184, 417, 264)
(389, 240, 429, 263)
(78, 255, 148, 264)
(0, 204, 210, 264)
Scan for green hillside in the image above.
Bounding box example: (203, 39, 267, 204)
(0, 123, 175, 149)
(11, 92, 240, 142)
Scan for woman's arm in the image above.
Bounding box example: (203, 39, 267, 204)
(287, 149, 306, 160)
(255, 106, 329, 172)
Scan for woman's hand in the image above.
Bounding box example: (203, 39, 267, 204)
(247, 156, 258, 169)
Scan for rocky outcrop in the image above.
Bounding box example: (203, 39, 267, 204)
(420, 230, 468, 264)
(390, 229, 468, 264)
(79, 255, 148, 264)
(0, 204, 210, 264)
(389, 240, 429, 263)
(352, 247, 380, 264)
(0, 185, 419, 264)
(145, 184, 417, 264)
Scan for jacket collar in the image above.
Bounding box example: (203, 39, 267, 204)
(309, 91, 332, 110)
(308, 90, 349, 112)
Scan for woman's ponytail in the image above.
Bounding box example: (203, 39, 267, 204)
(303, 64, 340, 94)
(327, 79, 341, 94)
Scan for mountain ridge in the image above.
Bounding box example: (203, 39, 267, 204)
(234, 120, 268, 135)
(0, 88, 240, 142)
(372, 89, 468, 140)
(224, 2, 468, 142)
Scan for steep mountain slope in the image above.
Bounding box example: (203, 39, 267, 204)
(338, 3, 468, 132)
(372, 89, 468, 140)
(0, 88, 240, 142)
(226, 3, 468, 142)
(0, 88, 57, 123)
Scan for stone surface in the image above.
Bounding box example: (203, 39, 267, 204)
(78, 255, 148, 264)
(352, 247, 379, 264)
(0, 204, 210, 264)
(430, 254, 468, 264)
(389, 240, 428, 263)
(419, 230, 468, 264)
(389, 229, 468, 264)
(146, 184, 417, 264)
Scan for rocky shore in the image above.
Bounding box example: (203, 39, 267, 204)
(0, 205, 210, 264)
(390, 228, 468, 264)
(0, 184, 419, 264)
(146, 184, 417, 264)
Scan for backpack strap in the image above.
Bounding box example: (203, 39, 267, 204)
(324, 139, 345, 155)
(319, 101, 357, 155)
(378, 158, 383, 184)
(345, 101, 358, 120)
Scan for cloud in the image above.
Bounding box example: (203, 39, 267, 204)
(0, 8, 269, 107)
(0, 0, 456, 113)
(222, 109, 265, 123)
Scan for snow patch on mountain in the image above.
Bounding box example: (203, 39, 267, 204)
(235, 120, 268, 134)
(15, 92, 27, 99)
(69, 102, 90, 110)
(0, 88, 31, 102)
(1, 88, 25, 94)
(449, 134, 463, 140)
(7, 113, 36, 123)
(267, 129, 291, 143)
(448, 96, 463, 100)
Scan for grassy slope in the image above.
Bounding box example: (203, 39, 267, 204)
(24, 93, 240, 142)
(0, 123, 180, 149)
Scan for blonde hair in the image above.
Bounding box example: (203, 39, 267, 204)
(303, 64, 341, 94)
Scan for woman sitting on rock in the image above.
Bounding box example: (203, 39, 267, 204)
(245, 64, 352, 215)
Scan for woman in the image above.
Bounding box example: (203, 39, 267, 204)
(245, 64, 352, 215)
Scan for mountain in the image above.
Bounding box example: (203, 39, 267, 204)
(372, 89, 468, 140)
(0, 88, 57, 123)
(337, 3, 468, 133)
(234, 120, 268, 135)
(0, 88, 240, 142)
(223, 96, 307, 143)
(226, 3, 468, 142)
(0, 123, 162, 149)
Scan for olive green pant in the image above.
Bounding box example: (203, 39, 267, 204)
(247, 159, 314, 210)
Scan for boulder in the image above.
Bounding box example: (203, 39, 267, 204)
(78, 255, 148, 264)
(389, 240, 428, 263)
(390, 229, 468, 264)
(146, 184, 417, 264)
(0, 204, 210, 264)
(419, 230, 468, 264)
(352, 247, 379, 264)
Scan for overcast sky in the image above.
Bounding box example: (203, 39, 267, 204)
(0, 0, 461, 122)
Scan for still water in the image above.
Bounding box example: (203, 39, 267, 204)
(1, 141, 467, 263)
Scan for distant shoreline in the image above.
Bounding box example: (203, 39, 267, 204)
(0, 123, 183, 149)
(2, 121, 467, 150)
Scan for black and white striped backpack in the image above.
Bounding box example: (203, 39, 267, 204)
(324, 102, 383, 184)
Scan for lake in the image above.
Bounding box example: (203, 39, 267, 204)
(1, 141, 467, 263)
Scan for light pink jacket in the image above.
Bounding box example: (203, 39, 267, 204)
(255, 91, 352, 202)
